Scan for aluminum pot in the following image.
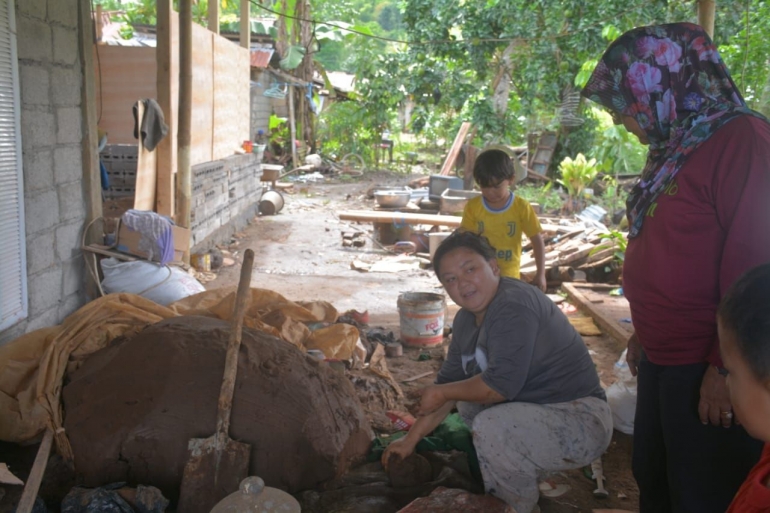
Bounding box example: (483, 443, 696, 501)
(374, 190, 411, 208)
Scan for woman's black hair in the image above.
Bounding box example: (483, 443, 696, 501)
(718, 263, 770, 380)
(432, 230, 497, 278)
(473, 149, 514, 188)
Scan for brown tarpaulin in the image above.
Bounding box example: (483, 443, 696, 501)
(0, 288, 358, 454)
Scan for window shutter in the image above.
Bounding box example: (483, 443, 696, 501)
(0, 0, 27, 331)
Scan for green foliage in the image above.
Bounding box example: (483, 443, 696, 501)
(593, 174, 628, 222)
(551, 111, 599, 175)
(558, 153, 599, 200)
(280, 45, 307, 70)
(588, 108, 647, 175)
(718, 0, 770, 114)
(516, 182, 563, 213)
(590, 230, 628, 263)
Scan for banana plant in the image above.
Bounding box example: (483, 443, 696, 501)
(558, 153, 599, 201)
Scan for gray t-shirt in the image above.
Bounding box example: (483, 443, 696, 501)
(436, 277, 606, 403)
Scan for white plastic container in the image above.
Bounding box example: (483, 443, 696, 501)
(428, 232, 451, 260)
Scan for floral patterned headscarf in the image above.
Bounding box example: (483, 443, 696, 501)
(581, 22, 766, 238)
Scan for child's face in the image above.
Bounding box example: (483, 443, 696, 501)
(479, 178, 514, 209)
(719, 317, 770, 442)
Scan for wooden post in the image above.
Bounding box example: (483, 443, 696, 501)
(155, 0, 174, 217)
(438, 121, 471, 176)
(15, 429, 54, 513)
(95, 4, 103, 41)
(78, 0, 103, 299)
(240, 0, 250, 49)
(288, 85, 298, 169)
(208, 0, 220, 34)
(698, 0, 716, 39)
(177, 0, 192, 263)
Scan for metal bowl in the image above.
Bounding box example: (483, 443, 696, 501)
(374, 190, 411, 208)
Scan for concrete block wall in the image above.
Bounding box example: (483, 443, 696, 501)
(250, 69, 274, 139)
(190, 153, 263, 247)
(0, 0, 87, 344)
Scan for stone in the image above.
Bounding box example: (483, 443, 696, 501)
(24, 189, 60, 236)
(26, 231, 56, 275)
(56, 222, 83, 261)
(23, 149, 54, 193)
(18, 0, 47, 19)
(26, 306, 60, 332)
(56, 107, 82, 144)
(21, 108, 55, 151)
(16, 16, 52, 62)
(62, 316, 374, 502)
(27, 265, 62, 316)
(20, 64, 50, 106)
(396, 487, 515, 513)
(58, 292, 85, 322)
(51, 67, 81, 107)
(48, 0, 78, 28)
(52, 26, 78, 66)
(61, 257, 84, 297)
(58, 182, 85, 222)
(53, 145, 83, 185)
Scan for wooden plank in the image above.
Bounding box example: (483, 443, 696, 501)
(562, 283, 631, 347)
(94, 46, 157, 144)
(190, 25, 214, 166)
(213, 35, 250, 161)
(339, 210, 462, 227)
(80, 0, 104, 299)
(240, 0, 250, 48)
(16, 429, 53, 513)
(155, 0, 175, 217)
(133, 101, 158, 210)
(439, 121, 471, 176)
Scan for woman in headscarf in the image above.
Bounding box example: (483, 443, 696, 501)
(581, 22, 770, 512)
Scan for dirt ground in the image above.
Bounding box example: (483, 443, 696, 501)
(0, 172, 638, 513)
(206, 173, 640, 513)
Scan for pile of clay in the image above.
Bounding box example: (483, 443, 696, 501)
(62, 316, 373, 502)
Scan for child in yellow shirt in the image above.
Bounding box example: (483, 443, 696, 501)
(460, 146, 547, 290)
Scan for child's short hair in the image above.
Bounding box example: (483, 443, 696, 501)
(432, 230, 497, 278)
(473, 149, 514, 188)
(718, 263, 770, 380)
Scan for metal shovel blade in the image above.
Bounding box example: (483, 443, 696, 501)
(177, 435, 251, 513)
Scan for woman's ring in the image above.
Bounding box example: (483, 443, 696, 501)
(721, 411, 734, 419)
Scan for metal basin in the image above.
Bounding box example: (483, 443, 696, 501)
(375, 190, 411, 208)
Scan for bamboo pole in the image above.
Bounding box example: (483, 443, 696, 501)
(208, 0, 220, 34)
(698, 0, 716, 39)
(177, 0, 192, 264)
(78, 0, 103, 299)
(155, 0, 174, 217)
(288, 86, 298, 169)
(240, 0, 250, 48)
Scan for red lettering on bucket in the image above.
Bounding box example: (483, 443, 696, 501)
(424, 320, 439, 331)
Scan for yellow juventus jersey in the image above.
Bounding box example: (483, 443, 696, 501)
(460, 193, 542, 278)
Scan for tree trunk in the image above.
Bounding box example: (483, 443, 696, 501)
(491, 41, 517, 118)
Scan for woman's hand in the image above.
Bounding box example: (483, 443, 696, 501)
(533, 272, 547, 292)
(415, 385, 448, 416)
(626, 332, 641, 377)
(699, 365, 736, 428)
(381, 436, 417, 470)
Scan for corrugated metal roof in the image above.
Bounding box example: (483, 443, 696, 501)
(250, 48, 274, 69)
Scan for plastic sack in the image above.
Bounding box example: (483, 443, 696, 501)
(606, 348, 637, 435)
(101, 258, 205, 306)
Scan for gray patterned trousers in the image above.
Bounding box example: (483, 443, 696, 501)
(457, 396, 612, 513)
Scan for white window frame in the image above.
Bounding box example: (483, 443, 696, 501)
(0, 0, 28, 331)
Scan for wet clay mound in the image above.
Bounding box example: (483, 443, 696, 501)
(62, 315, 373, 501)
